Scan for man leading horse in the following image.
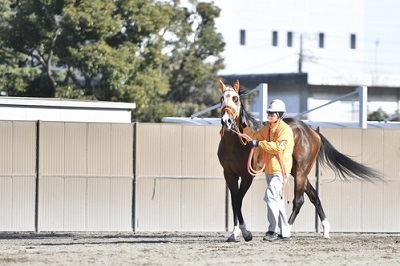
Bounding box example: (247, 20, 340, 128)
(245, 99, 294, 241)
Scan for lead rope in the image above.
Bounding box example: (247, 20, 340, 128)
(269, 123, 290, 204)
(222, 121, 290, 202)
(247, 144, 266, 176)
(235, 129, 266, 176)
(277, 152, 290, 204)
(224, 127, 266, 176)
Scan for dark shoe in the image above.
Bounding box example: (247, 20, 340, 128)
(263, 231, 278, 241)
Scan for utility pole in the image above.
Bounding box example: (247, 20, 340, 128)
(298, 34, 303, 73)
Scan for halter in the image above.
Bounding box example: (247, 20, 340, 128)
(221, 105, 239, 122)
(220, 86, 241, 123)
(220, 86, 244, 143)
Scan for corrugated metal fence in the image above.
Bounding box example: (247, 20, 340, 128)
(0, 121, 399, 232)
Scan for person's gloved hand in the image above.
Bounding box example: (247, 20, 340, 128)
(248, 140, 259, 148)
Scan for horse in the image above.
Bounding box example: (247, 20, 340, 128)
(217, 79, 382, 242)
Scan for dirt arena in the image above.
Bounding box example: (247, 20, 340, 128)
(0, 231, 399, 265)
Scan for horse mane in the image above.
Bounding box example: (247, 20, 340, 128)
(239, 89, 263, 132)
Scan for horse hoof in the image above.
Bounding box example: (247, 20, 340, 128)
(243, 232, 252, 242)
(226, 234, 238, 242)
(321, 219, 331, 239)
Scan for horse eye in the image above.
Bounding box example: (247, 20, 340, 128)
(233, 96, 239, 103)
(220, 96, 224, 103)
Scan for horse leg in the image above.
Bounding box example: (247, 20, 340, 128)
(236, 174, 253, 242)
(289, 175, 331, 239)
(225, 173, 241, 242)
(304, 179, 331, 238)
(225, 172, 253, 242)
(288, 192, 304, 226)
(287, 174, 305, 226)
(227, 192, 241, 242)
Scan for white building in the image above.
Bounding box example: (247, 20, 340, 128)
(205, 0, 400, 122)
(212, 0, 400, 80)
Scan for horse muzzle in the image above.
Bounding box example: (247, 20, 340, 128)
(221, 108, 238, 131)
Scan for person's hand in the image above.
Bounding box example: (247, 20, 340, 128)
(248, 140, 259, 148)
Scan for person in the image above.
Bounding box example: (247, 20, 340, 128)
(244, 99, 294, 241)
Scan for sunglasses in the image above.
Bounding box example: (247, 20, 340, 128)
(266, 111, 277, 116)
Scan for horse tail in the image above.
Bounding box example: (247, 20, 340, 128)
(317, 132, 383, 181)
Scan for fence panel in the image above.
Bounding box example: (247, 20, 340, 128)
(1, 121, 399, 233)
(0, 121, 36, 231)
(319, 127, 400, 233)
(38, 122, 133, 231)
(134, 123, 226, 232)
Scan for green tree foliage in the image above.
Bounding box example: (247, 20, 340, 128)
(368, 108, 389, 121)
(0, 0, 225, 121)
(368, 108, 400, 122)
(166, 2, 224, 117)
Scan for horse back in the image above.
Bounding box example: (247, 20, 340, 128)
(283, 118, 322, 173)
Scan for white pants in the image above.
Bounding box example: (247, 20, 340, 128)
(264, 173, 291, 237)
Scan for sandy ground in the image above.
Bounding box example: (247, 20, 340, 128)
(0, 231, 399, 265)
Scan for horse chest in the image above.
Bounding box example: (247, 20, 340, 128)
(217, 137, 250, 166)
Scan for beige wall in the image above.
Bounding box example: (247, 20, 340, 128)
(0, 121, 36, 231)
(135, 123, 399, 233)
(38, 122, 133, 231)
(0, 121, 398, 233)
(134, 123, 225, 231)
(318, 127, 400, 232)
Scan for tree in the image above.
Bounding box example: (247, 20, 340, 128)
(368, 108, 388, 121)
(166, 2, 225, 117)
(0, 0, 225, 122)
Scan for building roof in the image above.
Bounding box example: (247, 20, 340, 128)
(221, 73, 308, 87)
(0, 97, 136, 123)
(0, 97, 136, 110)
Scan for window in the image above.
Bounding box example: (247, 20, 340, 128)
(319, 33, 324, 48)
(240, 30, 246, 45)
(272, 31, 278, 46)
(350, 34, 356, 49)
(287, 32, 293, 47)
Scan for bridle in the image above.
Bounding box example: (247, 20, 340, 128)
(219, 86, 246, 144)
(220, 105, 239, 127)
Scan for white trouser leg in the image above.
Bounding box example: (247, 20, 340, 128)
(265, 174, 291, 238)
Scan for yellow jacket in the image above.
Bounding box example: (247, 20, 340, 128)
(243, 120, 294, 175)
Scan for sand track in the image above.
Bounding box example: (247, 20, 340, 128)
(0, 232, 399, 265)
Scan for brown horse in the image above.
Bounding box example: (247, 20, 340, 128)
(217, 80, 382, 242)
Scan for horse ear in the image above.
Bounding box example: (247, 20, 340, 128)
(219, 80, 226, 93)
(234, 80, 240, 93)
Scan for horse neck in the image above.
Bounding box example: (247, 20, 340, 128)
(220, 128, 246, 150)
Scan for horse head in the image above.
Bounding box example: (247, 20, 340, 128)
(219, 79, 243, 131)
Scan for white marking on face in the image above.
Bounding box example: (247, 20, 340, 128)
(221, 87, 240, 112)
(221, 111, 230, 124)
